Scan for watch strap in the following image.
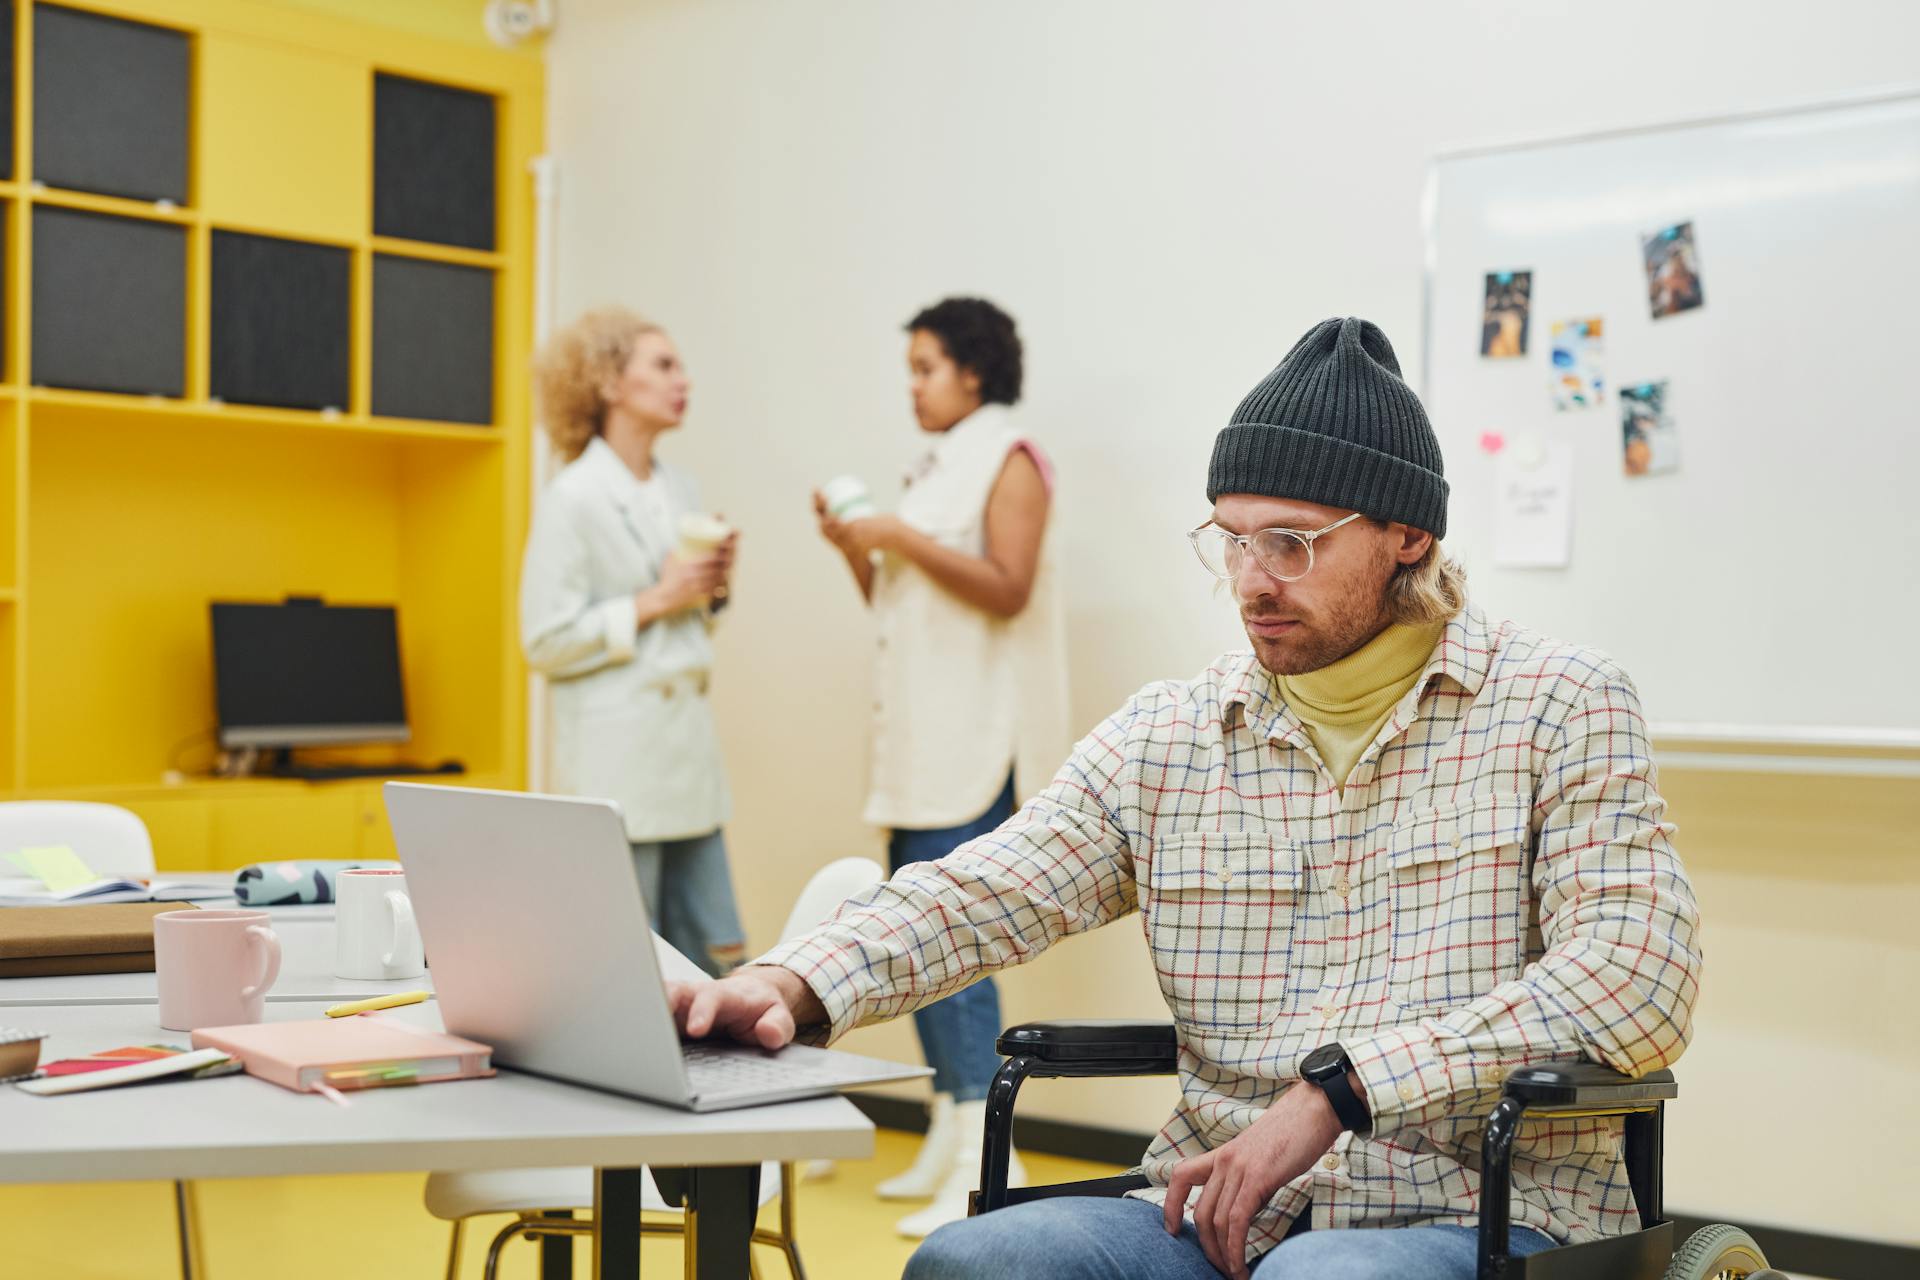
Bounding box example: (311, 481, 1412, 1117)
(1306, 1046, 1371, 1132)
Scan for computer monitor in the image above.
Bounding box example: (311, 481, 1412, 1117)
(210, 600, 409, 749)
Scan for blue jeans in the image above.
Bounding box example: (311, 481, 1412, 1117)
(905, 1196, 1558, 1280)
(631, 828, 747, 978)
(889, 774, 1017, 1103)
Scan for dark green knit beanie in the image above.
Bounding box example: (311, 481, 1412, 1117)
(1207, 317, 1449, 539)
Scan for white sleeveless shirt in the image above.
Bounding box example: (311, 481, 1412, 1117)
(864, 405, 1073, 829)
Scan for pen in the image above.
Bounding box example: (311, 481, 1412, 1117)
(324, 990, 431, 1018)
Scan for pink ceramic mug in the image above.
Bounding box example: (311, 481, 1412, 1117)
(154, 910, 283, 1032)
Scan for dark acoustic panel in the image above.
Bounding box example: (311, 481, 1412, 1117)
(34, 4, 189, 203)
(374, 73, 496, 250)
(210, 231, 350, 412)
(372, 255, 493, 425)
(32, 207, 184, 397)
(0, 4, 14, 180)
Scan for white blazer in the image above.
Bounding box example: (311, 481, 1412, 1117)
(520, 437, 731, 841)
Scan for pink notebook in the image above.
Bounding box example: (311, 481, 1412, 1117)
(191, 1016, 494, 1093)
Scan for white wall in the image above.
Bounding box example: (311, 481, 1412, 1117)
(545, 0, 1920, 1243)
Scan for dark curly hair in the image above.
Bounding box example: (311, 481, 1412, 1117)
(905, 297, 1023, 406)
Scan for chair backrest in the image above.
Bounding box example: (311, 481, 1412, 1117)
(0, 801, 157, 876)
(778, 856, 885, 944)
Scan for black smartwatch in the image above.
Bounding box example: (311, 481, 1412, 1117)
(1300, 1043, 1371, 1133)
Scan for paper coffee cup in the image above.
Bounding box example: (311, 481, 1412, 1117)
(676, 512, 733, 560)
(822, 474, 877, 521)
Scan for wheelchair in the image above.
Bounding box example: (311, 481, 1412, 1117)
(968, 1020, 1783, 1280)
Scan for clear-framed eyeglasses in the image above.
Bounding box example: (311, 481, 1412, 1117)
(1187, 511, 1365, 582)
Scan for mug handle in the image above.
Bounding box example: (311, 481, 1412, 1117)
(383, 890, 418, 969)
(241, 924, 282, 1000)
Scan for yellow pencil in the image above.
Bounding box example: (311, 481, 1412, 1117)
(324, 990, 431, 1018)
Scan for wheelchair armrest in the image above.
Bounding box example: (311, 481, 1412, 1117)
(1502, 1063, 1677, 1111)
(995, 1020, 1178, 1073)
(976, 1025, 1174, 1215)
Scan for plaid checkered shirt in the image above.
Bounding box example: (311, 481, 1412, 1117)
(758, 604, 1702, 1262)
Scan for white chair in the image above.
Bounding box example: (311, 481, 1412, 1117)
(424, 856, 887, 1280)
(0, 801, 156, 876)
(0, 804, 201, 1273)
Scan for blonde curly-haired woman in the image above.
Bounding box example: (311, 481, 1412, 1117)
(521, 306, 747, 976)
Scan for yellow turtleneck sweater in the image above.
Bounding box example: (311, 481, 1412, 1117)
(1274, 621, 1445, 791)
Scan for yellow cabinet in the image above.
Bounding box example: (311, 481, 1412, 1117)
(51, 782, 367, 871)
(355, 784, 399, 860)
(206, 785, 363, 869)
(111, 790, 213, 869)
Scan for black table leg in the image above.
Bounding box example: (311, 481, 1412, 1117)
(541, 1210, 575, 1280)
(593, 1167, 648, 1279)
(682, 1165, 761, 1280)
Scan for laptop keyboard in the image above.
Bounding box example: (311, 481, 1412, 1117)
(683, 1043, 844, 1095)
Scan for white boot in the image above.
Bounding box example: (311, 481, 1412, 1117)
(876, 1093, 958, 1200)
(894, 1099, 1025, 1239)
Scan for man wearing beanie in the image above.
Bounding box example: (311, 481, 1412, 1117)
(677, 317, 1701, 1280)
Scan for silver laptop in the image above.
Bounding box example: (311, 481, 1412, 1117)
(384, 782, 930, 1111)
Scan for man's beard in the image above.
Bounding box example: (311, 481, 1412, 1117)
(1243, 556, 1395, 676)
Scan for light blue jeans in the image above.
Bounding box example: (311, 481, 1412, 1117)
(630, 827, 747, 977)
(904, 1196, 1558, 1280)
(889, 774, 1017, 1103)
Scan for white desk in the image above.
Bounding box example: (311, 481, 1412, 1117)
(0, 1000, 873, 1277)
(0, 901, 435, 1007)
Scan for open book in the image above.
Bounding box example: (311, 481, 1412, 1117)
(1, 846, 234, 907)
(0, 876, 233, 908)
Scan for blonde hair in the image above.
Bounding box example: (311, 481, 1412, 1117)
(1386, 540, 1469, 626)
(533, 306, 663, 462)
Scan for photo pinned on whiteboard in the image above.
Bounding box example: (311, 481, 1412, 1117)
(1642, 221, 1704, 319)
(1621, 381, 1679, 477)
(1479, 270, 1532, 358)
(1548, 317, 1604, 411)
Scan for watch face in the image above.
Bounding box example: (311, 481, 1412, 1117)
(1301, 1044, 1344, 1078)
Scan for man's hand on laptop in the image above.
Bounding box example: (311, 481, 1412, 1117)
(667, 965, 827, 1050)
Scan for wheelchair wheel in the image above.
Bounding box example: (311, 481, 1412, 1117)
(1662, 1224, 1775, 1279)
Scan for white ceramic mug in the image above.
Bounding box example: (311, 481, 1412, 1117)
(155, 909, 282, 1032)
(333, 868, 425, 980)
(820, 474, 877, 521)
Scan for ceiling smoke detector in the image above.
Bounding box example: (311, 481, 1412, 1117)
(484, 0, 554, 48)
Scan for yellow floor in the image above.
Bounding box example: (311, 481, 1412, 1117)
(0, 1130, 1124, 1279)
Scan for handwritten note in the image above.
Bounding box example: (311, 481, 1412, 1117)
(1493, 440, 1573, 568)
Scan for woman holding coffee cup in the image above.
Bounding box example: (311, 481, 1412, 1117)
(522, 306, 747, 977)
(812, 296, 1071, 1236)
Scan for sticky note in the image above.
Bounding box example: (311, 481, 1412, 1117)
(4, 845, 99, 893)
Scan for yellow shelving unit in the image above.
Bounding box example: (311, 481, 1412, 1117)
(0, 0, 543, 868)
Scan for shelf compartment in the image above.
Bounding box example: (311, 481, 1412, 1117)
(370, 254, 493, 425)
(209, 230, 351, 413)
(31, 205, 186, 396)
(373, 71, 495, 251)
(33, 3, 190, 204)
(23, 414, 508, 790)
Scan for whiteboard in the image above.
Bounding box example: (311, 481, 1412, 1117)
(1423, 90, 1920, 743)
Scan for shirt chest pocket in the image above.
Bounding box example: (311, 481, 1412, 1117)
(1144, 832, 1303, 1035)
(1387, 795, 1533, 1014)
